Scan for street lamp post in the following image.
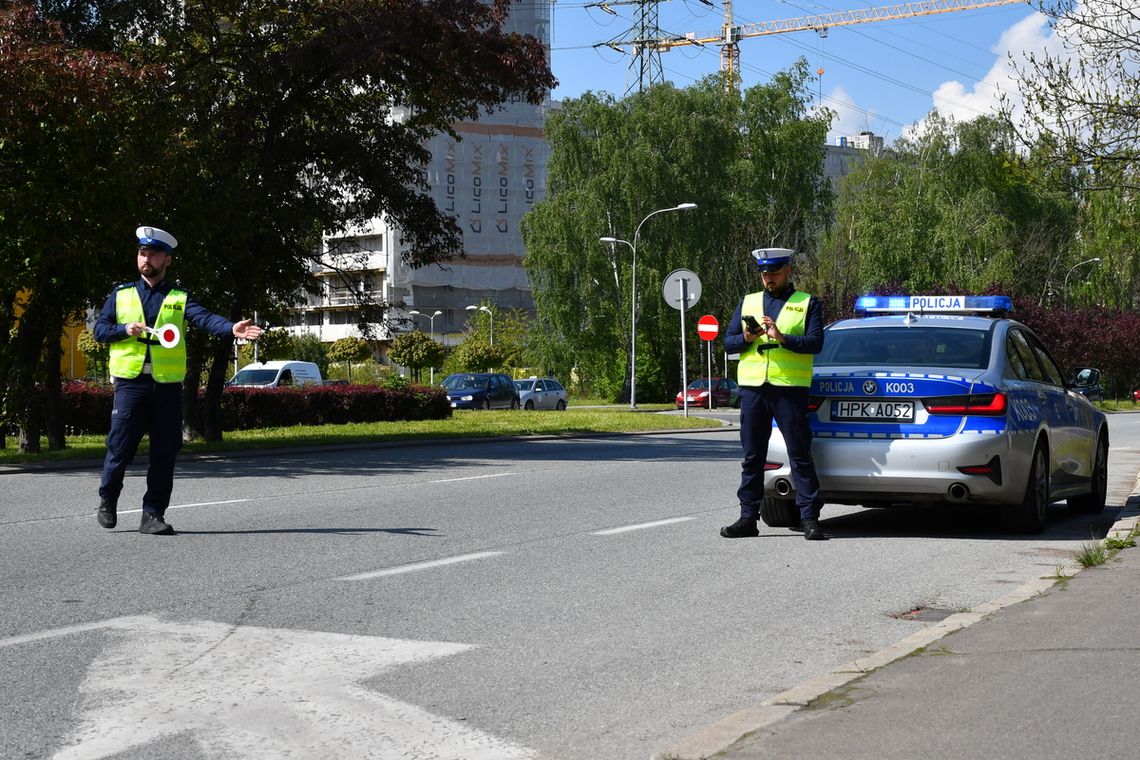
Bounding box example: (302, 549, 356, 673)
(408, 309, 443, 383)
(1064, 257, 1102, 305)
(600, 202, 697, 409)
(466, 304, 493, 346)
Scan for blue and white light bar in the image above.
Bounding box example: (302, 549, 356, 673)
(855, 295, 1013, 316)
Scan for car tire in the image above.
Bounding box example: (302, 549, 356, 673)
(510, 397, 519, 410)
(732, 396, 741, 409)
(482, 398, 492, 411)
(525, 400, 534, 410)
(1067, 434, 1108, 515)
(760, 496, 800, 528)
(1004, 441, 1048, 534)
(556, 400, 566, 411)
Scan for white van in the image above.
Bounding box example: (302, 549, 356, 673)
(228, 360, 323, 388)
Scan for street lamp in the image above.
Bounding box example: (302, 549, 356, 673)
(409, 309, 443, 383)
(1064, 257, 1102, 305)
(466, 304, 493, 346)
(600, 202, 697, 408)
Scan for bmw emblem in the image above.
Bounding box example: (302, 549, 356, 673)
(863, 380, 877, 395)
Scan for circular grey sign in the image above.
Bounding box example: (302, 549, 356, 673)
(662, 269, 702, 310)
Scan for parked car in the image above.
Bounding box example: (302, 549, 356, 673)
(441, 372, 519, 410)
(227, 360, 323, 388)
(761, 294, 1108, 534)
(675, 377, 740, 409)
(1133, 388, 1140, 405)
(514, 377, 568, 410)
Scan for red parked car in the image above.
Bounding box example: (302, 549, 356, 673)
(675, 377, 741, 409)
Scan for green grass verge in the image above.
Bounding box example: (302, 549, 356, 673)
(0, 406, 722, 464)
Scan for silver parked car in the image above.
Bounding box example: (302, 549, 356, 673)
(762, 295, 1108, 534)
(513, 377, 568, 410)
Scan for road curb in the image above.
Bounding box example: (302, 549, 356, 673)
(651, 473, 1140, 760)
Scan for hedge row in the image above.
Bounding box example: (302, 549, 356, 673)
(54, 382, 451, 435)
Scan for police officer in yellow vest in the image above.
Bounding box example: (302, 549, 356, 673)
(720, 248, 828, 541)
(94, 227, 263, 535)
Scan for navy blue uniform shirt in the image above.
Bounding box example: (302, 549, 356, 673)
(723, 284, 824, 358)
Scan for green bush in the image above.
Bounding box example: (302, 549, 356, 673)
(56, 382, 450, 434)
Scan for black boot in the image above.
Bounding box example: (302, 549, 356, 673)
(802, 519, 828, 541)
(720, 518, 759, 538)
(139, 512, 175, 535)
(97, 498, 117, 529)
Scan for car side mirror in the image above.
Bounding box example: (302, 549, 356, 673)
(1072, 367, 1101, 386)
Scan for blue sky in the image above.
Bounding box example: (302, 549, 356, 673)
(547, 0, 1056, 144)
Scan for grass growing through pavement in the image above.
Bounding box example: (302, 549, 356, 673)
(0, 406, 721, 464)
(1075, 528, 1139, 568)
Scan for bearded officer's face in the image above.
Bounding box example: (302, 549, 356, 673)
(761, 263, 791, 294)
(137, 246, 171, 280)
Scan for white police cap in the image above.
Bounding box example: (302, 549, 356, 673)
(750, 247, 795, 272)
(136, 226, 178, 252)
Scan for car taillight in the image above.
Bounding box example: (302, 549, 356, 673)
(924, 392, 1007, 416)
(764, 461, 782, 471)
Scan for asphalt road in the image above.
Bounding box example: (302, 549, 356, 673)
(3, 414, 1139, 760)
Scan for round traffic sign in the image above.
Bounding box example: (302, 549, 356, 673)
(662, 269, 701, 310)
(697, 314, 718, 341)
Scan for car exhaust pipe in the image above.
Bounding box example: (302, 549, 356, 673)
(774, 478, 793, 497)
(947, 483, 970, 502)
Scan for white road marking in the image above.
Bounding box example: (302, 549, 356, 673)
(0, 617, 151, 650)
(336, 551, 504, 581)
(427, 472, 515, 484)
(591, 517, 694, 535)
(47, 616, 535, 760)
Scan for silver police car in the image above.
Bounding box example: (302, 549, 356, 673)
(762, 295, 1108, 533)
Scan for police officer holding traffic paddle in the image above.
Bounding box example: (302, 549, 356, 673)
(94, 226, 263, 535)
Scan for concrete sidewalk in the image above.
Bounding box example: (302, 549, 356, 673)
(656, 498, 1140, 760)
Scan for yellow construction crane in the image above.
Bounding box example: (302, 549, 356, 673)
(595, 0, 1024, 89)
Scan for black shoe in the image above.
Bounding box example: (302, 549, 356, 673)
(97, 498, 117, 529)
(139, 513, 175, 535)
(720, 518, 759, 538)
(802, 519, 828, 541)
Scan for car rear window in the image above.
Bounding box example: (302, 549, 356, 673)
(816, 326, 990, 370)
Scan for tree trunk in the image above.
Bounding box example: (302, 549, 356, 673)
(43, 332, 66, 450)
(202, 337, 233, 442)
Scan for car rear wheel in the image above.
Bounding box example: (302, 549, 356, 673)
(1004, 442, 1048, 533)
(510, 397, 519, 410)
(482, 398, 491, 411)
(525, 400, 534, 410)
(760, 496, 800, 528)
(555, 400, 566, 411)
(1068, 434, 1108, 514)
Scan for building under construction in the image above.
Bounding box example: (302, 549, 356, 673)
(285, 1, 552, 350)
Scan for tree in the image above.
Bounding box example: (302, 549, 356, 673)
(521, 66, 832, 401)
(816, 114, 1078, 311)
(326, 336, 372, 382)
(76, 329, 108, 382)
(28, 0, 555, 442)
(0, 2, 166, 451)
(449, 339, 504, 374)
(1005, 1, 1139, 190)
(388, 331, 446, 382)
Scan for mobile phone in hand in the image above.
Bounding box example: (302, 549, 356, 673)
(743, 314, 761, 333)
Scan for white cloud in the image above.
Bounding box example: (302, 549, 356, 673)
(816, 85, 882, 144)
(903, 11, 1060, 141)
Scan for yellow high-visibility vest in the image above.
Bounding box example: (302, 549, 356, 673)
(738, 290, 813, 387)
(108, 286, 188, 382)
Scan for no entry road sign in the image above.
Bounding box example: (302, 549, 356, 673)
(697, 315, 718, 341)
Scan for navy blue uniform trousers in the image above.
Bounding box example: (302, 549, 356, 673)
(98, 377, 183, 515)
(737, 384, 822, 522)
